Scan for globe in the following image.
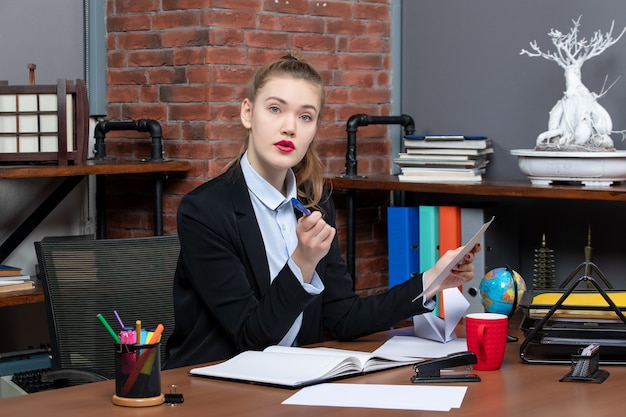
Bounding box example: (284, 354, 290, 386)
(479, 267, 527, 316)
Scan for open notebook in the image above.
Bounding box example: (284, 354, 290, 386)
(189, 346, 419, 389)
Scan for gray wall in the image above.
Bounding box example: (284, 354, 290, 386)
(400, 1, 626, 288)
(0, 0, 84, 84)
(401, 1, 626, 180)
(0, 0, 86, 355)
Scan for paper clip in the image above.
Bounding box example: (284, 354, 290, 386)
(164, 384, 184, 406)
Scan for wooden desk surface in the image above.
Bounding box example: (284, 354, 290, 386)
(1, 324, 623, 417)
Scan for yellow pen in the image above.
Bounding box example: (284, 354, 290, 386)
(135, 320, 141, 345)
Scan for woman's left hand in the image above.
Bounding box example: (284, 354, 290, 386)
(422, 243, 481, 300)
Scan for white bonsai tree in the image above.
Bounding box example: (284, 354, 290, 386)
(521, 16, 626, 151)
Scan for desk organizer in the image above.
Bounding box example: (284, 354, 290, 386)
(0, 79, 89, 165)
(519, 275, 626, 365)
(560, 349, 610, 383)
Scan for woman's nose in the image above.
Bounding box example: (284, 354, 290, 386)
(281, 116, 296, 136)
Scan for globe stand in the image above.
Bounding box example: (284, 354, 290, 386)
(506, 275, 520, 343)
(481, 266, 524, 343)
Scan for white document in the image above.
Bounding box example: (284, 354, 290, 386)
(412, 216, 494, 302)
(373, 335, 468, 359)
(282, 383, 467, 411)
(413, 287, 469, 342)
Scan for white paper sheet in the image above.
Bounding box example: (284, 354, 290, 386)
(373, 335, 468, 359)
(412, 216, 494, 302)
(413, 287, 469, 342)
(282, 383, 467, 411)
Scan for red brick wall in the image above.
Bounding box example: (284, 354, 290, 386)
(103, 0, 393, 294)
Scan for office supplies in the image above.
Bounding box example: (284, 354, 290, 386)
(413, 287, 469, 342)
(519, 273, 626, 365)
(408, 135, 488, 141)
(164, 385, 184, 404)
(282, 383, 468, 412)
(114, 342, 164, 406)
(404, 135, 492, 150)
(412, 216, 494, 303)
(438, 205, 462, 318)
(0, 275, 30, 282)
(386, 206, 420, 288)
(412, 351, 480, 383)
(148, 323, 164, 344)
(0, 264, 23, 277)
(0, 280, 34, 293)
(418, 205, 439, 315)
(560, 343, 609, 383)
(114, 310, 125, 329)
(291, 197, 311, 216)
(373, 335, 468, 359)
(190, 345, 420, 389)
(119, 323, 164, 396)
(97, 313, 121, 343)
(136, 320, 142, 344)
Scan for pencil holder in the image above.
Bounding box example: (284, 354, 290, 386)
(112, 343, 164, 407)
(560, 349, 609, 383)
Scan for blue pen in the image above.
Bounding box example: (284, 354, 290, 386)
(291, 197, 311, 216)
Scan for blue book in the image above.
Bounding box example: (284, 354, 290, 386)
(387, 207, 420, 288)
(404, 136, 492, 150)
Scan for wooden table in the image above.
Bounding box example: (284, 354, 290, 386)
(1, 324, 623, 417)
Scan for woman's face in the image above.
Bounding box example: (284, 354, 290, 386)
(241, 76, 321, 187)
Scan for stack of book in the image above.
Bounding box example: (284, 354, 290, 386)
(394, 135, 493, 183)
(0, 264, 34, 293)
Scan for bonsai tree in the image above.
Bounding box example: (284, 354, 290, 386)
(521, 16, 626, 151)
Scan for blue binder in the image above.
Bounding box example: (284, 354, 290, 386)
(387, 207, 420, 288)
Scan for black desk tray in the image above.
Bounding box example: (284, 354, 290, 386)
(519, 276, 626, 365)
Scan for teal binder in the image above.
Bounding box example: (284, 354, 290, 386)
(419, 205, 440, 315)
(387, 207, 420, 288)
(419, 205, 439, 272)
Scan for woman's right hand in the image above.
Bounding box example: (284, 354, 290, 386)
(291, 210, 336, 283)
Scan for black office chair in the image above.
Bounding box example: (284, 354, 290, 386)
(34, 235, 180, 387)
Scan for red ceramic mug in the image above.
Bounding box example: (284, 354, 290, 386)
(465, 313, 508, 370)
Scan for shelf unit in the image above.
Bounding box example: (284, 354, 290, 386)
(324, 175, 626, 284)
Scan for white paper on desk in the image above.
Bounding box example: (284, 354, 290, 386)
(373, 336, 468, 359)
(282, 383, 467, 411)
(413, 287, 469, 342)
(412, 216, 494, 303)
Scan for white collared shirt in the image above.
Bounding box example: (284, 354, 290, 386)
(240, 153, 324, 346)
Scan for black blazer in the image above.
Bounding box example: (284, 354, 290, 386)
(163, 164, 431, 369)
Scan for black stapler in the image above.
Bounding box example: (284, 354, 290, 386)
(411, 351, 481, 383)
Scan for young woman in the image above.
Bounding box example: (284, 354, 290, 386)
(163, 54, 480, 369)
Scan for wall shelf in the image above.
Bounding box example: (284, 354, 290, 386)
(324, 176, 626, 202)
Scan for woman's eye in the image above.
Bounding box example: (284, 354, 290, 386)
(269, 106, 280, 113)
(300, 114, 312, 122)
